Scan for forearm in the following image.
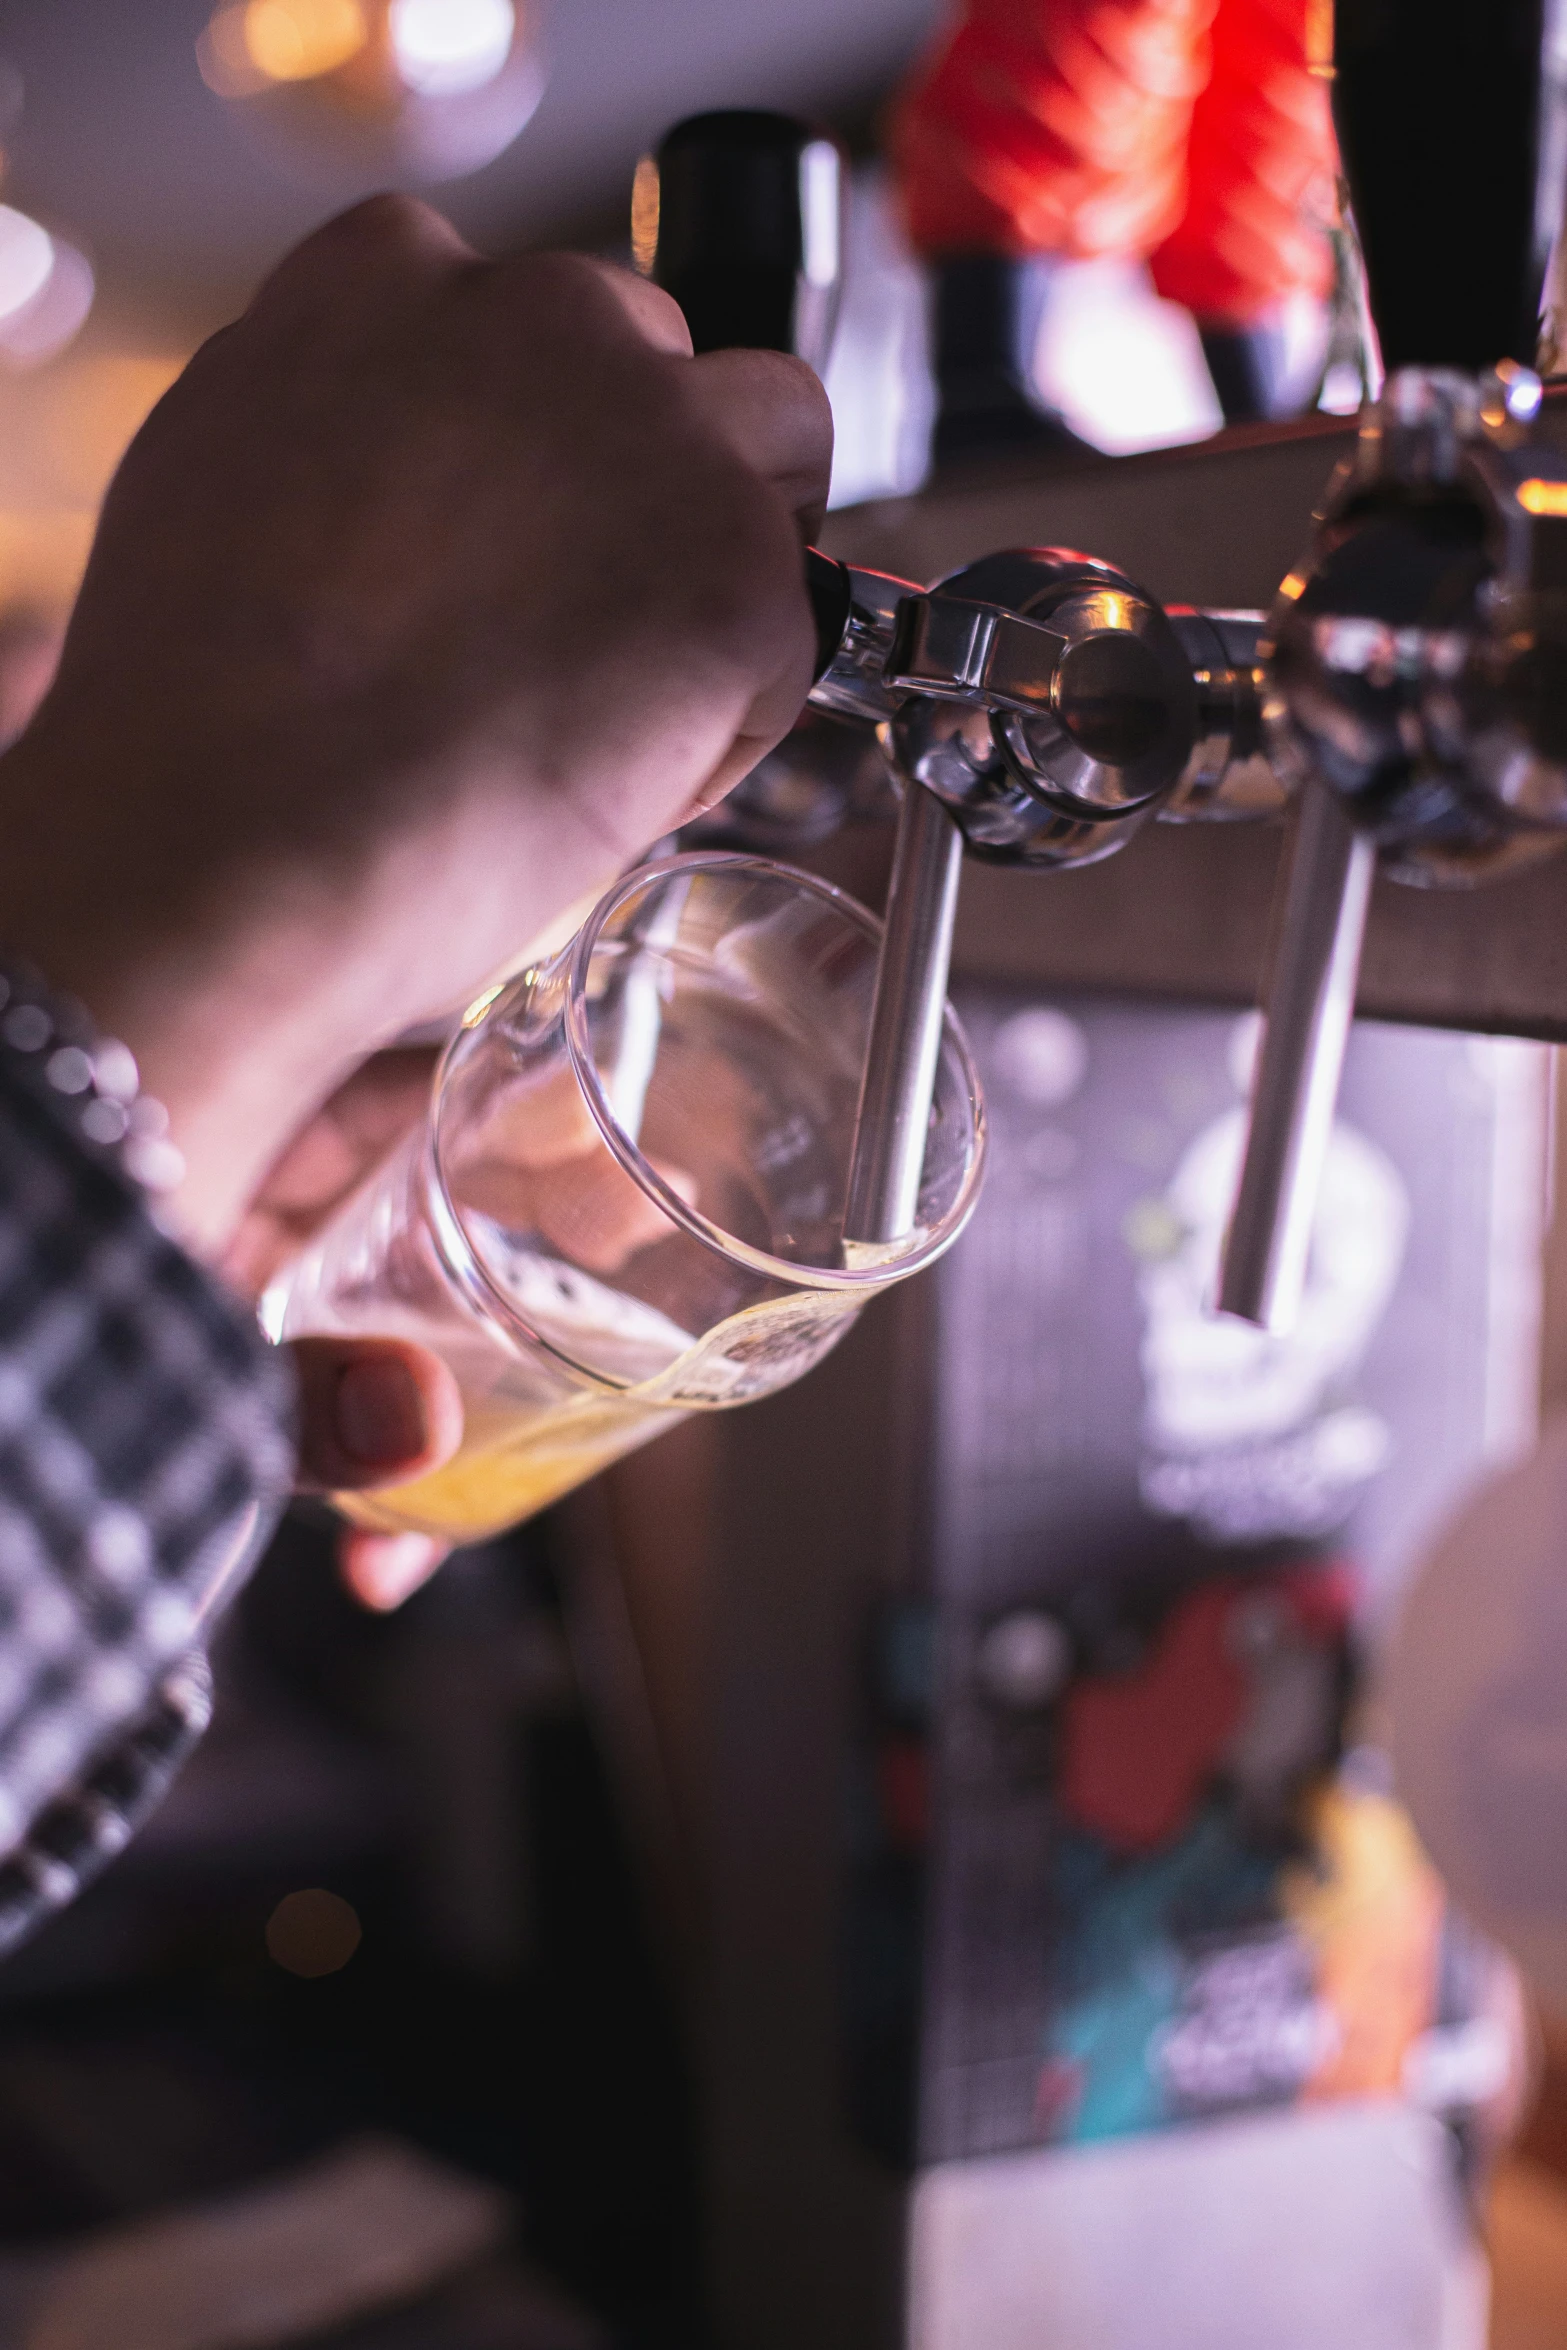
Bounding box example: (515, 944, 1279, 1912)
(0, 720, 664, 1253)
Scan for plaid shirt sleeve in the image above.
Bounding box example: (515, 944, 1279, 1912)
(0, 1045, 295, 1956)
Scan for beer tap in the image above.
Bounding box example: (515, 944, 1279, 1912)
(1216, 352, 1567, 1326)
(650, 4, 1567, 1307)
(1215, 0, 1567, 1327)
(645, 113, 1274, 1247)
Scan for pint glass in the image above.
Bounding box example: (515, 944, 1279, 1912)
(267, 854, 986, 1542)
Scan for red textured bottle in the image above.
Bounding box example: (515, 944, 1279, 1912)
(887, 0, 1337, 431)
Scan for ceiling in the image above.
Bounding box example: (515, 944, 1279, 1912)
(0, 0, 939, 340)
(0, 0, 940, 610)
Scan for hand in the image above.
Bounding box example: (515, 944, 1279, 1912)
(0, 198, 832, 1254)
(224, 1048, 460, 1610)
(292, 1336, 460, 1612)
(233, 1039, 704, 1611)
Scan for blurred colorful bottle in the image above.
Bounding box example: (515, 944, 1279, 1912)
(886, 0, 1338, 437)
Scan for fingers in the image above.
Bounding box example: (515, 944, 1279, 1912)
(486, 255, 828, 527)
(677, 730, 796, 826)
(290, 1327, 458, 1611)
(558, 253, 695, 357)
(250, 193, 477, 312)
(225, 1047, 439, 1299)
(676, 345, 833, 786)
(290, 1335, 463, 1491)
(339, 1528, 450, 1612)
(686, 346, 835, 540)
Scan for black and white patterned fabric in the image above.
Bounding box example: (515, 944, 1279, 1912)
(0, 1050, 294, 1954)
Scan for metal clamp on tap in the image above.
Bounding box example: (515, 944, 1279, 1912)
(810, 549, 1270, 855)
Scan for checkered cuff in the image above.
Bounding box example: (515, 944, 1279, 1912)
(0, 1656, 213, 1956)
(0, 1040, 295, 1947)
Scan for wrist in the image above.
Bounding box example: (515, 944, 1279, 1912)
(0, 712, 643, 1254)
(0, 733, 355, 1253)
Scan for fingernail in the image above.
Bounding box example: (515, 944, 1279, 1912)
(335, 1356, 425, 1467)
(353, 1534, 443, 1612)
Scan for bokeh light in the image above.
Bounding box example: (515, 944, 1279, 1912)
(266, 1886, 364, 1977)
(199, 0, 543, 186)
(387, 0, 515, 96)
(247, 0, 367, 83)
(0, 205, 93, 369)
(0, 206, 52, 322)
(629, 152, 659, 277)
(201, 0, 367, 96)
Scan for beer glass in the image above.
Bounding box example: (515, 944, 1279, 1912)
(266, 854, 986, 1542)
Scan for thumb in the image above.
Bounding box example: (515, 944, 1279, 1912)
(289, 1335, 464, 1492)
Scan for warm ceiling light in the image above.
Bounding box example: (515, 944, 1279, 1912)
(197, 8, 255, 96)
(388, 0, 514, 95)
(245, 0, 367, 83)
(199, 0, 367, 95)
(199, 0, 544, 182)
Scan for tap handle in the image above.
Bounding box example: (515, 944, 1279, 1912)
(642, 110, 853, 680)
(804, 547, 854, 684)
(645, 108, 846, 371)
(1334, 0, 1565, 371)
(640, 111, 959, 1247)
(1217, 778, 1377, 1330)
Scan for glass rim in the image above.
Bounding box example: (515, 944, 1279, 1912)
(551, 849, 987, 1294)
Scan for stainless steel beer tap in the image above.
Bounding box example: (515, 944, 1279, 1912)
(1216, 0, 1567, 1326)
(809, 551, 1269, 1245)
(643, 112, 1267, 1249)
(1218, 358, 1567, 1327)
(801, 386, 1567, 1289)
(650, 0, 1567, 1299)
(791, 543, 1275, 1248)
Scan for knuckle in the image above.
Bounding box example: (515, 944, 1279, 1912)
(506, 247, 595, 297)
(496, 251, 692, 355)
(254, 195, 468, 312)
(761, 346, 835, 422)
(314, 192, 458, 256)
(499, 249, 627, 318)
(630, 275, 690, 343)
